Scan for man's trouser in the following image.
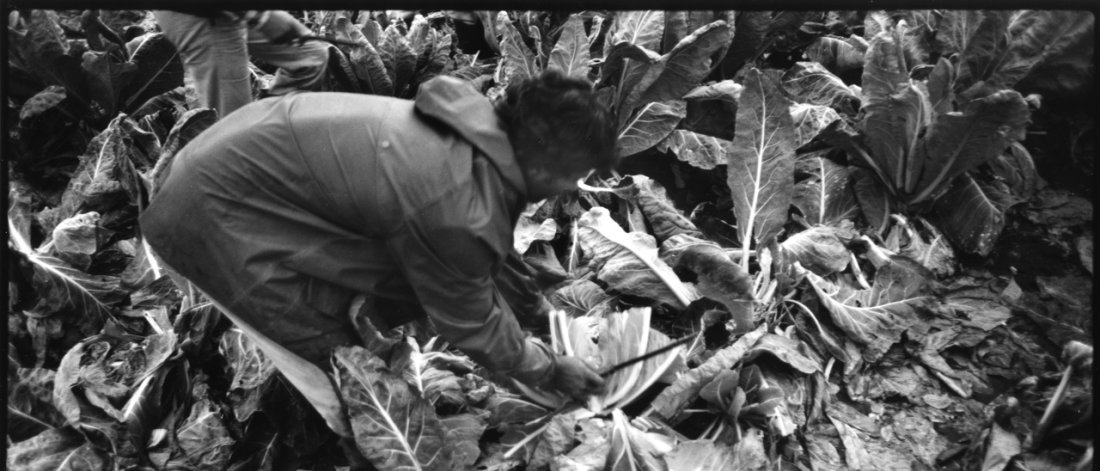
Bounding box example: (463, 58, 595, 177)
(154, 10, 329, 117)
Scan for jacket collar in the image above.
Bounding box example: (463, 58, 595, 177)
(414, 76, 527, 196)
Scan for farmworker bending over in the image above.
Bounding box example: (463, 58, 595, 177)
(155, 10, 329, 117)
(140, 70, 612, 400)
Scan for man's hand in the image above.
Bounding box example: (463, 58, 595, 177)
(255, 11, 312, 44)
(550, 356, 605, 401)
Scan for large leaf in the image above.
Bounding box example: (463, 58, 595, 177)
(656, 129, 730, 170)
(850, 166, 891, 235)
(577, 207, 694, 308)
(778, 225, 855, 277)
(802, 259, 932, 362)
(661, 11, 719, 53)
(990, 11, 1094, 91)
(548, 14, 590, 78)
(620, 175, 703, 243)
(664, 236, 755, 332)
(379, 24, 417, 96)
(646, 324, 767, 420)
(632, 21, 733, 107)
(928, 174, 1013, 256)
(859, 23, 933, 198)
(121, 33, 183, 112)
(718, 12, 771, 78)
(7, 10, 95, 112)
(499, 17, 539, 85)
(804, 35, 867, 75)
(793, 156, 859, 226)
(81, 45, 138, 117)
(617, 100, 686, 158)
(905, 90, 1029, 204)
(10, 217, 125, 326)
(334, 345, 450, 471)
(781, 61, 860, 114)
(603, 11, 666, 54)
(608, 409, 673, 471)
(39, 114, 148, 234)
(727, 68, 796, 266)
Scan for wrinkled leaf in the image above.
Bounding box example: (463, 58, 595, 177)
(620, 175, 702, 243)
(782, 61, 860, 114)
(48, 212, 102, 270)
(617, 100, 686, 158)
(175, 396, 235, 470)
(744, 334, 821, 374)
(550, 279, 611, 317)
(334, 345, 449, 471)
(577, 207, 693, 308)
(529, 412, 578, 469)
(728, 68, 796, 266)
(883, 216, 956, 277)
(220, 328, 275, 422)
(7, 426, 110, 470)
(514, 205, 559, 255)
(790, 103, 841, 149)
(664, 430, 768, 470)
(656, 129, 730, 170)
(802, 260, 931, 362)
(778, 225, 854, 277)
(440, 413, 488, 470)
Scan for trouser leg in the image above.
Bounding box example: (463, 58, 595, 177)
(154, 10, 252, 116)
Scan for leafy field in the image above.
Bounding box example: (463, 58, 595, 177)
(6, 9, 1095, 471)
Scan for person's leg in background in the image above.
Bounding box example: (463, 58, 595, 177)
(153, 10, 253, 117)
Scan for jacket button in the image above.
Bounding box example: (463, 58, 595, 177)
(380, 140, 391, 149)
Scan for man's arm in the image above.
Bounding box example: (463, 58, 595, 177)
(385, 189, 557, 387)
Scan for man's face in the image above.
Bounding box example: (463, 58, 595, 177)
(522, 165, 589, 202)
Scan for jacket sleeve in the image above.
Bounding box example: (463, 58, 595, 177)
(386, 185, 556, 387)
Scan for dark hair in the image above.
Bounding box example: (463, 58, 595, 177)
(495, 69, 617, 176)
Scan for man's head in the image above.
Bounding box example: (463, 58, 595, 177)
(496, 70, 616, 201)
